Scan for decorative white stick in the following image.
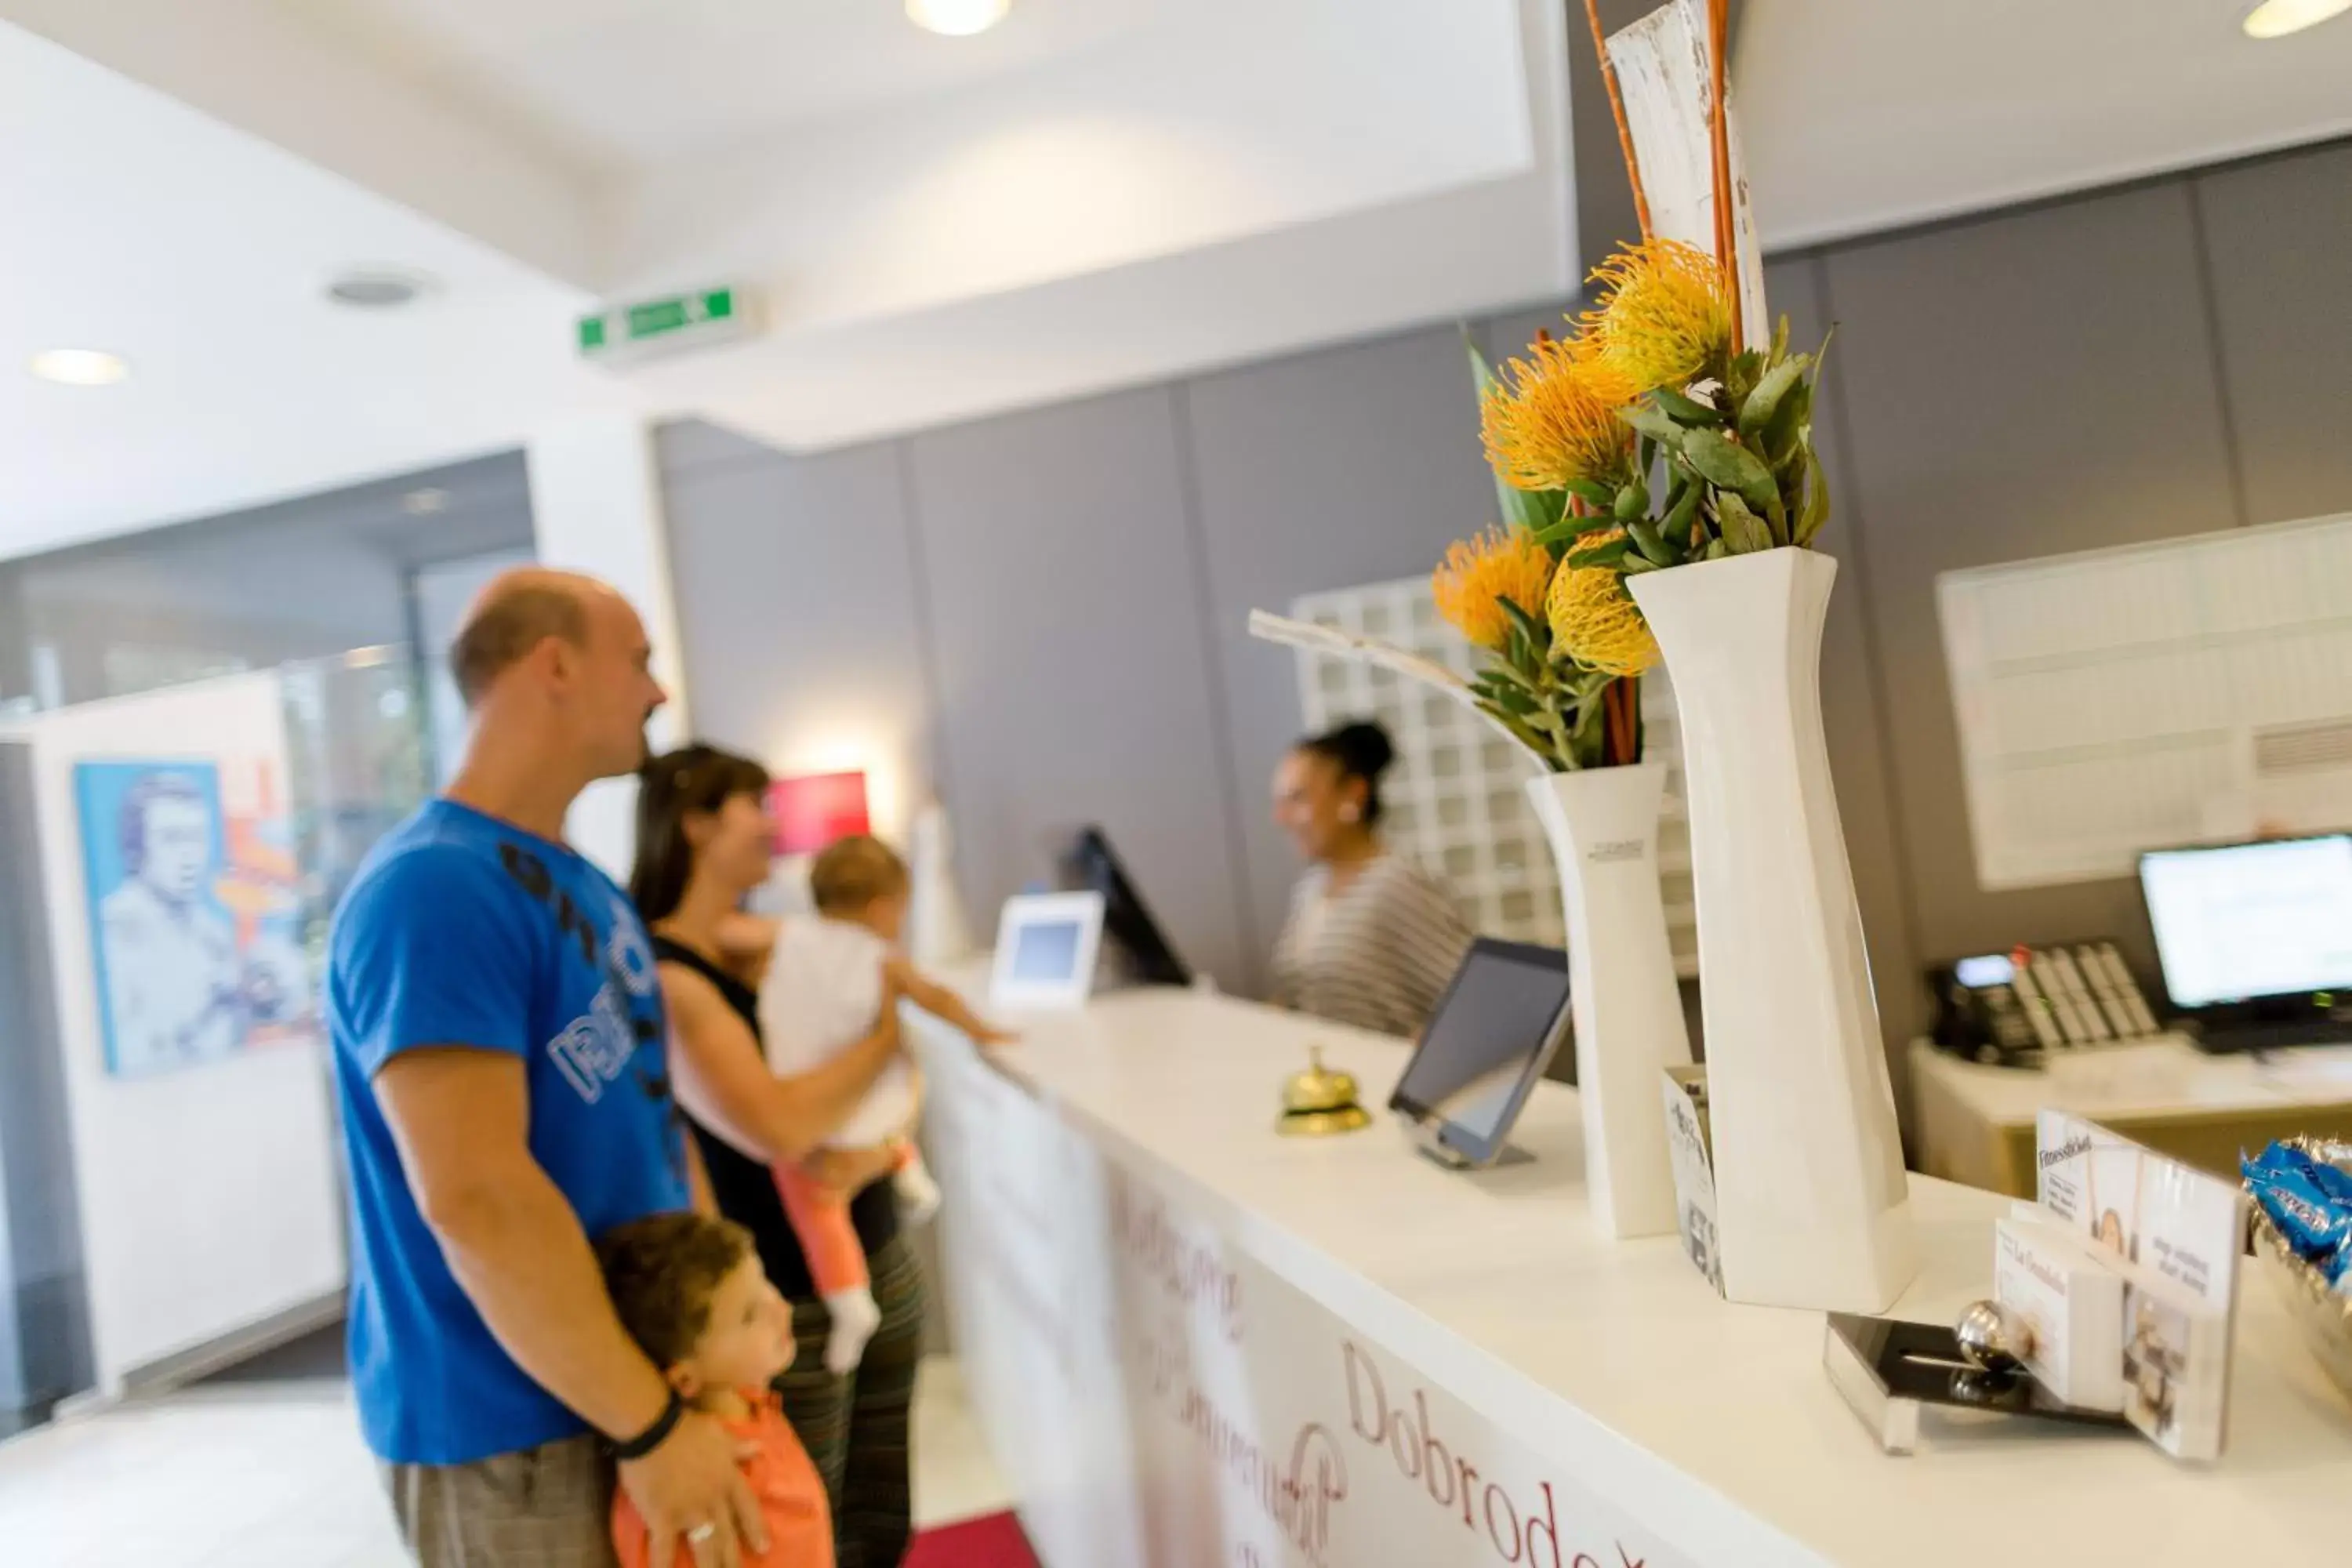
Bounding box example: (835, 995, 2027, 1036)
(1247, 610, 1545, 769)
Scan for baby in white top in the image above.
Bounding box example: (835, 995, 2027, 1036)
(761, 834, 1011, 1374)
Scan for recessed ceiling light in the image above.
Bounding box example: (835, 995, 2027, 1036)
(401, 487, 452, 516)
(327, 267, 440, 309)
(906, 0, 1009, 38)
(29, 348, 129, 387)
(2242, 0, 2351, 38)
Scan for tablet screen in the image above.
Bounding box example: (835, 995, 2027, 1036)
(1389, 940, 1570, 1154)
(1008, 918, 1085, 983)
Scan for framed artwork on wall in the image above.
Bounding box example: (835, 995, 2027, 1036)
(75, 756, 313, 1078)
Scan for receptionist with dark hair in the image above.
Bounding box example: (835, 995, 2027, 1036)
(1269, 720, 1474, 1038)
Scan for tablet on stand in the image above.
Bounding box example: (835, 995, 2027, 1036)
(1387, 938, 1572, 1171)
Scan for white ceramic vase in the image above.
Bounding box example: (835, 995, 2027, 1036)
(1526, 761, 1690, 1241)
(908, 800, 977, 967)
(1627, 549, 1916, 1312)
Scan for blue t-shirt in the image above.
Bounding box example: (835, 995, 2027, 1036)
(328, 800, 690, 1465)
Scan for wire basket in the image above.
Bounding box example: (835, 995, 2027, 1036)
(2247, 1137, 2352, 1401)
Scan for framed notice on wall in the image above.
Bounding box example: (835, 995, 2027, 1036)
(1939, 512, 2352, 890)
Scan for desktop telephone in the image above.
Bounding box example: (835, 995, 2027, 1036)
(1929, 943, 2163, 1069)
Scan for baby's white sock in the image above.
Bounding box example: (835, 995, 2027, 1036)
(894, 1157, 943, 1228)
(821, 1287, 882, 1376)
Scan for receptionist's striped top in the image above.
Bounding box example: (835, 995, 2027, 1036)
(1269, 853, 1473, 1040)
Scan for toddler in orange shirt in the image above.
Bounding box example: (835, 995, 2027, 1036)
(598, 1213, 831, 1568)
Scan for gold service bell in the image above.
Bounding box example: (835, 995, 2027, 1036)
(1277, 1046, 1372, 1137)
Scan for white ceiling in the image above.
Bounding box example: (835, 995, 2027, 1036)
(0, 23, 626, 561)
(3, 0, 2351, 561)
(290, 0, 1171, 170)
(0, 0, 1570, 558)
(1737, 0, 2352, 247)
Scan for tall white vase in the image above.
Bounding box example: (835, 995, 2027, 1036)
(1628, 549, 1915, 1312)
(1526, 763, 1691, 1240)
(908, 800, 976, 968)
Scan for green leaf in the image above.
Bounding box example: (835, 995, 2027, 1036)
(1681, 428, 1779, 511)
(1636, 433, 1657, 481)
(1561, 477, 1618, 509)
(1723, 350, 1764, 409)
(1532, 510, 1621, 550)
(1761, 373, 1813, 466)
(1703, 537, 1729, 561)
(1737, 354, 1809, 439)
(1617, 401, 1686, 448)
(1653, 384, 1722, 426)
(1715, 493, 1775, 555)
(1661, 477, 1704, 544)
(1612, 481, 1650, 521)
(1625, 520, 1677, 567)
(1770, 313, 1790, 365)
(1795, 441, 1833, 546)
(1499, 596, 1550, 652)
(1566, 537, 1633, 571)
(1486, 681, 1537, 715)
(1620, 553, 1662, 574)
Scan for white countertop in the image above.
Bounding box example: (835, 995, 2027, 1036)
(936, 983, 2352, 1568)
(1912, 1033, 2352, 1128)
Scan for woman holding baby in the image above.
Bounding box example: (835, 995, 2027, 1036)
(629, 744, 932, 1568)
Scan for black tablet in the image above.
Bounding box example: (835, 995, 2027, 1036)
(1388, 938, 1571, 1168)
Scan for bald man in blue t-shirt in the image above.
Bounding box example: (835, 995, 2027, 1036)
(329, 571, 764, 1568)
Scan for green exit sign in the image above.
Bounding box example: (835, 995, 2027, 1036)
(578, 285, 758, 363)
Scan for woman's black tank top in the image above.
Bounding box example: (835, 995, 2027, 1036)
(652, 935, 899, 1301)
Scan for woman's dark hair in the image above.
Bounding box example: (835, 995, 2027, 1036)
(629, 743, 771, 923)
(1295, 720, 1396, 825)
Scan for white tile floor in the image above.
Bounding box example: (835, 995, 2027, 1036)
(0, 1358, 1010, 1566)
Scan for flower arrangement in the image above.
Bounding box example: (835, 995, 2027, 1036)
(1421, 399, 1646, 771)
(1486, 238, 1831, 575)
(1427, 0, 1835, 769)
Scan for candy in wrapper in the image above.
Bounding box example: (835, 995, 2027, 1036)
(2271, 1142, 2352, 1207)
(2243, 1145, 2352, 1267)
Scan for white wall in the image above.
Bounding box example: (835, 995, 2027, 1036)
(527, 415, 688, 881)
(26, 673, 344, 1393)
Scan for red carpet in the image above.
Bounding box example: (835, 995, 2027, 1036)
(902, 1510, 1039, 1568)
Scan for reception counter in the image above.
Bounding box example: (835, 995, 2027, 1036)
(911, 985, 2350, 1568)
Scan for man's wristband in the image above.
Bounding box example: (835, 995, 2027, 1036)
(610, 1388, 685, 1462)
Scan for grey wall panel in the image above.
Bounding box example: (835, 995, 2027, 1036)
(660, 439, 938, 804)
(906, 390, 1252, 991)
(1182, 327, 1498, 985)
(1823, 182, 2239, 975)
(2194, 140, 2352, 528)
(1766, 255, 1929, 1090)
(655, 417, 788, 477)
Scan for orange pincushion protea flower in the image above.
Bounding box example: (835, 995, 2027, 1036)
(1546, 533, 1659, 677)
(1479, 338, 1635, 494)
(1432, 528, 1555, 652)
(1581, 238, 1732, 394)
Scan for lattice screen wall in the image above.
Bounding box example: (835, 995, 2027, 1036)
(1289, 576, 1697, 976)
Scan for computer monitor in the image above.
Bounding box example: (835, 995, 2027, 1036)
(1058, 826, 1191, 988)
(2138, 834, 2352, 1010)
(1388, 938, 1571, 1168)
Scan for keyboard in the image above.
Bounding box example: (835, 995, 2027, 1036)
(2186, 1019, 2352, 1054)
